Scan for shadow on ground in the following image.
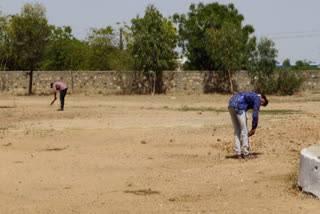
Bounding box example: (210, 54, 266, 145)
(225, 152, 262, 159)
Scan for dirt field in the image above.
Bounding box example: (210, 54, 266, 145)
(1, 93, 320, 214)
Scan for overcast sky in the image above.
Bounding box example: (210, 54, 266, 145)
(1, 0, 320, 63)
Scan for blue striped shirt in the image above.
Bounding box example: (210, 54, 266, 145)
(228, 91, 261, 130)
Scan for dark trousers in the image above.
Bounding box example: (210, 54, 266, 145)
(60, 88, 68, 110)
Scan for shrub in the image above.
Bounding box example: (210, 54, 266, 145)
(276, 70, 305, 95)
(251, 70, 305, 95)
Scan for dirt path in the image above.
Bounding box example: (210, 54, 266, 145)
(0, 94, 320, 213)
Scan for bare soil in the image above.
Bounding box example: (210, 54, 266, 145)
(1, 93, 320, 214)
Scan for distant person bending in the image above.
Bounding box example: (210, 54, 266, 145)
(228, 91, 268, 159)
(50, 82, 68, 111)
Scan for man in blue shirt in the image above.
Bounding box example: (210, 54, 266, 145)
(228, 91, 268, 159)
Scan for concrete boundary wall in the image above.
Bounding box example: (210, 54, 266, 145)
(0, 70, 318, 95)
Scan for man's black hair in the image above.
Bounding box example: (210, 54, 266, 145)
(261, 94, 268, 106)
(50, 83, 54, 88)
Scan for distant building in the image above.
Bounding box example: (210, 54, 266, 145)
(277, 62, 296, 68)
(176, 57, 187, 71)
(309, 62, 320, 68)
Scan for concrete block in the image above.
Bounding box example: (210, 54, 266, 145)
(298, 146, 320, 198)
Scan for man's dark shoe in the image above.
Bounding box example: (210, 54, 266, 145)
(243, 154, 257, 160)
(57, 109, 64, 111)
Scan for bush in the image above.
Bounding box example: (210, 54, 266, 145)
(251, 70, 305, 95)
(276, 70, 305, 95)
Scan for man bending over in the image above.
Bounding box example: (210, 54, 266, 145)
(50, 81, 68, 111)
(228, 91, 268, 159)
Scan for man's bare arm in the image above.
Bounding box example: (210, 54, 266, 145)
(50, 91, 57, 105)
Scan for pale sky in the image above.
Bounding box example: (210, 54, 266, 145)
(1, 0, 320, 63)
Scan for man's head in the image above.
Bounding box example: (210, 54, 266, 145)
(50, 83, 54, 88)
(260, 94, 268, 107)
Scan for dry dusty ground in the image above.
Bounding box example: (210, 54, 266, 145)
(1, 93, 320, 214)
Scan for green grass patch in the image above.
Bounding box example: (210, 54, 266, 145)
(44, 145, 69, 152)
(143, 105, 302, 115)
(178, 106, 228, 112)
(287, 171, 300, 193)
(0, 106, 15, 109)
(124, 189, 160, 196)
(140, 106, 155, 110)
(257, 109, 303, 115)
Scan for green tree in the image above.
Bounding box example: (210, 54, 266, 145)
(292, 60, 316, 70)
(282, 58, 291, 69)
(295, 60, 305, 68)
(9, 3, 51, 94)
(86, 26, 116, 70)
(107, 22, 135, 71)
(129, 4, 178, 94)
(0, 11, 19, 71)
(206, 22, 246, 93)
(0, 11, 9, 70)
(41, 26, 88, 71)
(248, 37, 278, 94)
(173, 2, 254, 71)
(85, 26, 134, 71)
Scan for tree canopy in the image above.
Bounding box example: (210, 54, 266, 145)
(9, 3, 51, 71)
(205, 22, 247, 92)
(9, 3, 51, 93)
(129, 4, 178, 94)
(248, 37, 278, 94)
(41, 26, 87, 71)
(173, 2, 254, 71)
(0, 11, 13, 71)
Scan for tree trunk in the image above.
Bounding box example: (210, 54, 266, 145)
(228, 69, 234, 94)
(3, 60, 7, 71)
(152, 76, 156, 96)
(1, 58, 7, 71)
(0, 58, 3, 71)
(28, 70, 33, 95)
